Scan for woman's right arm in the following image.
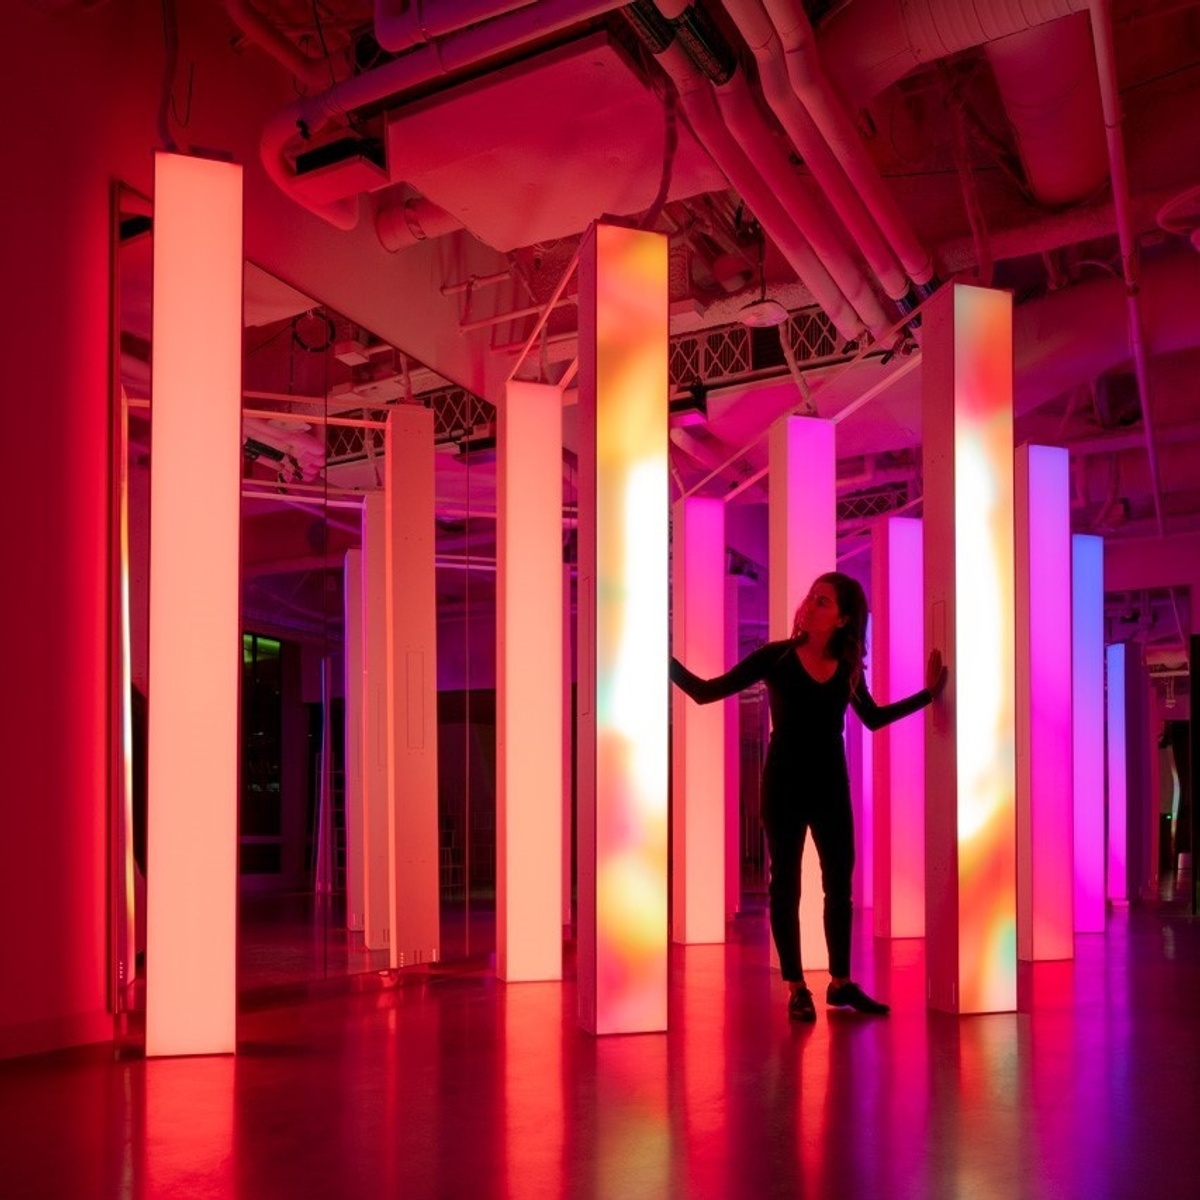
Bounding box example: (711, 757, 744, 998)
(670, 643, 781, 704)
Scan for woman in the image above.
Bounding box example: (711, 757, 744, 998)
(670, 571, 946, 1022)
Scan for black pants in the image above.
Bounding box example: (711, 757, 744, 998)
(761, 751, 855, 982)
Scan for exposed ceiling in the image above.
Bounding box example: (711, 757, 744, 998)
(122, 0, 1200, 659)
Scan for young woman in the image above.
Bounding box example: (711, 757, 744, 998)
(670, 571, 946, 1022)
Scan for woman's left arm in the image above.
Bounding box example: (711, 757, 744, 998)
(851, 649, 947, 731)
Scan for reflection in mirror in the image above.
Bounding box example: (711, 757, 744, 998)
(113, 183, 502, 1011)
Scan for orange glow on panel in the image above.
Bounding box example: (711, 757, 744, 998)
(146, 152, 242, 1056)
(498, 381, 564, 981)
(951, 285, 1017, 1013)
(578, 223, 669, 1034)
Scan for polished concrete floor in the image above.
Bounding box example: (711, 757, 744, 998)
(3, 895, 1199, 1200)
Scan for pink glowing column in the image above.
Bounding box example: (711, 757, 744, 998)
(671, 496, 727, 945)
(146, 153, 242, 1057)
(361, 493, 391, 951)
(769, 415, 836, 971)
(343, 548, 366, 933)
(1105, 643, 1128, 902)
(871, 516, 926, 938)
(724, 576, 741, 916)
(384, 408, 440, 967)
(1015, 444, 1075, 960)
(498, 380, 564, 981)
(922, 284, 1017, 1014)
(1072, 535, 1106, 932)
(577, 222, 670, 1035)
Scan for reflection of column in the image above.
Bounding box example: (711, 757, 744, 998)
(923, 284, 1017, 1014)
(502, 985, 564, 1195)
(769, 415, 835, 973)
(146, 152, 241, 1057)
(144, 1059, 234, 1194)
(672, 496, 726, 945)
(498, 380, 563, 981)
(1015, 444, 1074, 960)
(385, 408, 439, 967)
(361, 494, 390, 951)
(576, 222, 669, 1035)
(871, 517, 925, 938)
(1106, 644, 1128, 902)
(343, 549, 366, 931)
(1072, 535, 1106, 932)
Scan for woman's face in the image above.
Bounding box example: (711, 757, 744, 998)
(794, 581, 846, 641)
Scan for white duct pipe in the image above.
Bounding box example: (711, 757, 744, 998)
(259, 0, 623, 229)
(1087, 0, 1165, 536)
(712, 72, 893, 340)
(374, 193, 466, 251)
(374, 0, 541, 53)
(719, 0, 908, 301)
(655, 42, 865, 341)
(224, 0, 330, 91)
(761, 0, 936, 286)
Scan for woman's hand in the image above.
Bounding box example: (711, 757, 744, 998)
(926, 648, 948, 698)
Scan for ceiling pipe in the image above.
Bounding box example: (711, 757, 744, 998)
(717, 0, 908, 302)
(374, 193, 466, 250)
(224, 0, 330, 91)
(1087, 0, 1166, 537)
(760, 0, 936, 290)
(645, 38, 866, 341)
(374, 0, 541, 54)
(259, 0, 624, 230)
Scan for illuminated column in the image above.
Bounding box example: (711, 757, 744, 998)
(498, 380, 564, 981)
(724, 575, 741, 916)
(577, 222, 669, 1035)
(361, 493, 391, 951)
(922, 284, 1017, 1014)
(769, 415, 835, 972)
(871, 516, 925, 938)
(1015, 444, 1074, 960)
(563, 565, 574, 930)
(385, 408, 440, 967)
(671, 496, 726, 945)
(1072, 535, 1105, 932)
(1105, 644, 1127, 901)
(146, 153, 241, 1057)
(343, 549, 366, 932)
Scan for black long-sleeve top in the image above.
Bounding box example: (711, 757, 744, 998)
(670, 639, 931, 748)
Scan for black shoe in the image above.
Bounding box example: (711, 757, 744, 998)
(826, 981, 890, 1015)
(787, 987, 816, 1023)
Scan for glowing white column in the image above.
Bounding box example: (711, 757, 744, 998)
(871, 516, 925, 938)
(1072, 535, 1105, 932)
(577, 222, 670, 1035)
(1015, 444, 1075, 960)
(343, 548, 366, 932)
(671, 496, 726, 945)
(1106, 643, 1128, 902)
(361, 492, 391, 951)
(146, 153, 241, 1057)
(922, 284, 1017, 1014)
(385, 408, 440, 967)
(769, 415, 835, 972)
(498, 380, 564, 981)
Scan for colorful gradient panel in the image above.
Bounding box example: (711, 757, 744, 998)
(1105, 643, 1128, 901)
(577, 223, 669, 1034)
(1072, 534, 1106, 932)
(1015, 444, 1075, 960)
(923, 284, 1017, 1014)
(871, 516, 925, 938)
(146, 152, 242, 1056)
(671, 496, 727, 945)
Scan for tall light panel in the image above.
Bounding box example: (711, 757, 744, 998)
(1072, 535, 1106, 932)
(671, 496, 727, 945)
(1015, 444, 1075, 960)
(922, 284, 1017, 1014)
(768, 415, 836, 972)
(871, 516, 925, 938)
(577, 223, 669, 1035)
(498, 381, 564, 981)
(1105, 643, 1128, 902)
(146, 152, 242, 1056)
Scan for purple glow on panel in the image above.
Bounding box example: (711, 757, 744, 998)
(1072, 535, 1105, 932)
(1105, 644, 1127, 901)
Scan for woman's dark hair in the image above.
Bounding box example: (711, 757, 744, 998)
(793, 571, 869, 693)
